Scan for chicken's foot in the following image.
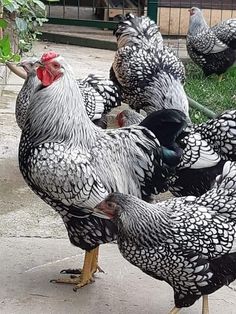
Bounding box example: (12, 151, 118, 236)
(50, 248, 103, 290)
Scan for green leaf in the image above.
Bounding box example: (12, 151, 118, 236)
(0, 34, 11, 56)
(11, 53, 21, 62)
(15, 17, 28, 32)
(0, 18, 8, 29)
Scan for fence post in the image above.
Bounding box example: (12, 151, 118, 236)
(147, 0, 158, 23)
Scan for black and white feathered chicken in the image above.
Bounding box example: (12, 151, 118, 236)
(15, 58, 39, 130)
(95, 160, 236, 313)
(171, 110, 236, 196)
(116, 109, 144, 127)
(19, 51, 189, 290)
(77, 74, 122, 128)
(117, 107, 236, 196)
(15, 60, 121, 130)
(187, 7, 236, 76)
(110, 14, 189, 117)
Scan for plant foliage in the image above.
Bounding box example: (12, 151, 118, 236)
(0, 0, 49, 62)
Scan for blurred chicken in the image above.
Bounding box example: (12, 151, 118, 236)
(187, 7, 236, 76)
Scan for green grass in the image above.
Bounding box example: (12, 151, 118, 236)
(184, 62, 236, 124)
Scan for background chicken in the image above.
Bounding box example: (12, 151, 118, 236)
(110, 14, 189, 118)
(171, 109, 236, 196)
(15, 58, 39, 130)
(95, 160, 236, 314)
(77, 74, 122, 128)
(187, 7, 236, 76)
(116, 109, 144, 127)
(19, 51, 188, 290)
(116, 107, 236, 196)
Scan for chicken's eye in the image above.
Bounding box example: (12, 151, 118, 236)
(52, 62, 60, 69)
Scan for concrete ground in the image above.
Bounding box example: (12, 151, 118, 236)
(0, 41, 236, 314)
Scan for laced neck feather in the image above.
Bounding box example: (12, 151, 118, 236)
(24, 64, 100, 147)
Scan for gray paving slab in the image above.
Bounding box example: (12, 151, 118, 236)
(0, 41, 235, 314)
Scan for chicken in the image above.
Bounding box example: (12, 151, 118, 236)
(116, 107, 236, 197)
(171, 109, 236, 196)
(116, 109, 144, 127)
(15, 58, 39, 130)
(110, 14, 189, 118)
(15, 60, 121, 130)
(77, 74, 122, 128)
(95, 160, 236, 313)
(187, 7, 236, 76)
(18, 51, 189, 290)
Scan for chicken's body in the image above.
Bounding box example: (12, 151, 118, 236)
(77, 74, 122, 128)
(96, 161, 236, 312)
(187, 7, 236, 76)
(116, 107, 236, 196)
(19, 52, 188, 289)
(110, 14, 189, 117)
(170, 110, 236, 196)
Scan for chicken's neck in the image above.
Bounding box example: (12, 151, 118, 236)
(25, 71, 99, 147)
(188, 14, 209, 35)
(117, 203, 170, 246)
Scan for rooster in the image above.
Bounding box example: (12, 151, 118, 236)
(110, 14, 189, 118)
(95, 161, 236, 314)
(14, 59, 121, 130)
(116, 107, 236, 197)
(187, 7, 236, 76)
(18, 51, 189, 290)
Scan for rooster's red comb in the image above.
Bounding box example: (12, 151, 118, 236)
(41, 51, 59, 62)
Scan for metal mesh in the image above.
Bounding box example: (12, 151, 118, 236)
(45, 0, 236, 56)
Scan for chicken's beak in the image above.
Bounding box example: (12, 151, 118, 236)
(188, 8, 194, 16)
(34, 60, 44, 68)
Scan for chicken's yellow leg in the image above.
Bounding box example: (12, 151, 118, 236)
(90, 246, 104, 274)
(202, 295, 209, 314)
(50, 249, 97, 289)
(168, 307, 180, 314)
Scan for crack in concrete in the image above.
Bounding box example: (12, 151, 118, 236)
(25, 254, 83, 272)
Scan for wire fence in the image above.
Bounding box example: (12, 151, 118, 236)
(45, 0, 236, 57)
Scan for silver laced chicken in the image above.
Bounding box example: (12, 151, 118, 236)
(15, 58, 39, 130)
(95, 160, 236, 314)
(77, 74, 122, 128)
(116, 109, 144, 127)
(116, 108, 236, 196)
(110, 13, 189, 118)
(187, 7, 236, 76)
(18, 51, 189, 290)
(15, 59, 121, 130)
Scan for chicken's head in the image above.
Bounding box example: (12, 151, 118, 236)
(36, 51, 64, 86)
(18, 57, 39, 74)
(116, 111, 125, 127)
(188, 7, 201, 17)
